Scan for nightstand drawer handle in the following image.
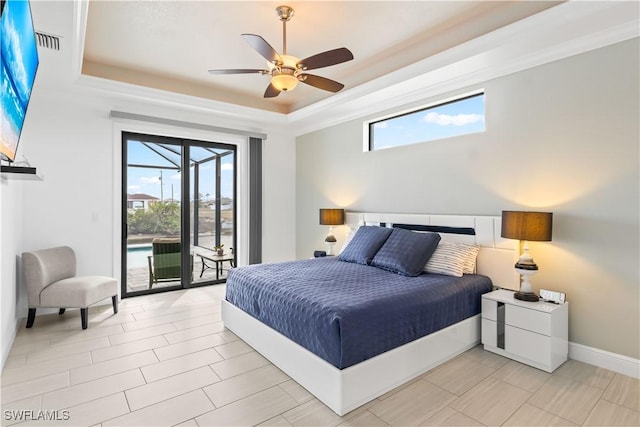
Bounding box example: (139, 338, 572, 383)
(497, 302, 505, 349)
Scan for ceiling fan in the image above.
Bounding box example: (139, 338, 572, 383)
(208, 5, 354, 98)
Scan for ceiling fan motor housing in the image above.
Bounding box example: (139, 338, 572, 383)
(276, 5, 294, 21)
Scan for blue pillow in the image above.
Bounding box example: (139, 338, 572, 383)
(338, 226, 392, 265)
(371, 228, 441, 276)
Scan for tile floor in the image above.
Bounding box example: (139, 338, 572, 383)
(1, 285, 638, 426)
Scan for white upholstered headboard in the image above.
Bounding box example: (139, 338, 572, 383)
(345, 212, 520, 291)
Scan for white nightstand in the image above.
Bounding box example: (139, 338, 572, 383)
(481, 288, 568, 373)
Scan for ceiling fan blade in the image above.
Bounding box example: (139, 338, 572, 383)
(264, 83, 281, 98)
(298, 48, 353, 71)
(208, 69, 268, 75)
(301, 74, 345, 93)
(241, 34, 282, 64)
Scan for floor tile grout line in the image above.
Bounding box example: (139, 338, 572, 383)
(118, 384, 219, 421)
(525, 381, 606, 426)
(600, 394, 640, 413)
(420, 378, 489, 426)
(20, 339, 112, 367)
(201, 381, 219, 410)
(489, 361, 553, 395)
(34, 369, 141, 413)
(435, 373, 533, 426)
(89, 337, 171, 364)
(208, 358, 269, 381)
(150, 334, 235, 362)
(93, 391, 134, 425)
(111, 330, 180, 346)
(62, 391, 129, 424)
(67, 354, 159, 387)
(0, 371, 72, 407)
(201, 377, 292, 415)
(495, 394, 530, 427)
(554, 363, 618, 391)
(183, 391, 223, 427)
(276, 381, 305, 405)
(135, 363, 222, 388)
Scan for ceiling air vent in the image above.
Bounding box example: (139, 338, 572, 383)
(35, 31, 60, 51)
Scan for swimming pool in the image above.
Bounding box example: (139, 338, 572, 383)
(127, 244, 152, 268)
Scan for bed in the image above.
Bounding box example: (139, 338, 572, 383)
(221, 212, 519, 415)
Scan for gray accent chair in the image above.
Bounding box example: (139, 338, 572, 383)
(22, 246, 119, 330)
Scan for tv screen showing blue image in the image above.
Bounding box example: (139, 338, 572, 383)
(1, 0, 39, 162)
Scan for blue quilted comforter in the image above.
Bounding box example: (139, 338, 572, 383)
(225, 257, 492, 369)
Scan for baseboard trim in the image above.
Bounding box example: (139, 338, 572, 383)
(569, 342, 640, 379)
(1, 318, 20, 372)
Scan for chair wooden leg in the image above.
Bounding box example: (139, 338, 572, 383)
(26, 308, 36, 328)
(59, 308, 66, 315)
(112, 295, 118, 314)
(80, 308, 88, 330)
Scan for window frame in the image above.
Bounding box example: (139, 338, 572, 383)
(363, 90, 485, 152)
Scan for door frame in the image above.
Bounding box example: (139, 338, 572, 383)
(120, 131, 237, 298)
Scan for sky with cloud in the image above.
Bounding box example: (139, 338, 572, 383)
(126, 141, 235, 201)
(371, 94, 485, 150)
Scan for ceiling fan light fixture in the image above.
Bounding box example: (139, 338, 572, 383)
(208, 4, 353, 98)
(271, 73, 299, 91)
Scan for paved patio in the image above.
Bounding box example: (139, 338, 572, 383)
(126, 255, 232, 293)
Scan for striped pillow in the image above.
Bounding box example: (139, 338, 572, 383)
(424, 242, 480, 277)
(462, 244, 480, 274)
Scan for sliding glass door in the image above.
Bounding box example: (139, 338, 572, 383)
(122, 132, 236, 297)
(189, 145, 236, 286)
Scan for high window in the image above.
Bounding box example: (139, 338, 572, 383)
(366, 91, 485, 151)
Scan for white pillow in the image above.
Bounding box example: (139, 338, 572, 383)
(424, 242, 480, 277)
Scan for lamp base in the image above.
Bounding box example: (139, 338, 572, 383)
(325, 242, 335, 256)
(514, 291, 539, 302)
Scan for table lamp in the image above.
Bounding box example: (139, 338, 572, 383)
(319, 208, 345, 255)
(501, 210, 553, 302)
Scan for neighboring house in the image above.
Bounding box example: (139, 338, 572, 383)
(126, 193, 159, 210)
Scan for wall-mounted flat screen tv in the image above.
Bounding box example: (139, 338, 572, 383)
(0, 0, 39, 162)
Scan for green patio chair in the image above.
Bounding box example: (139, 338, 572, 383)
(147, 238, 193, 288)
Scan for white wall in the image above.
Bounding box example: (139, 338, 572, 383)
(0, 79, 296, 372)
(18, 86, 296, 268)
(296, 39, 639, 360)
(0, 178, 25, 367)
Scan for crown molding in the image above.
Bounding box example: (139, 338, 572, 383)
(287, 1, 639, 136)
(73, 73, 288, 129)
(71, 1, 288, 133)
(71, 1, 638, 137)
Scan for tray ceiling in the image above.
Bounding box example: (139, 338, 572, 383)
(81, 1, 560, 114)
